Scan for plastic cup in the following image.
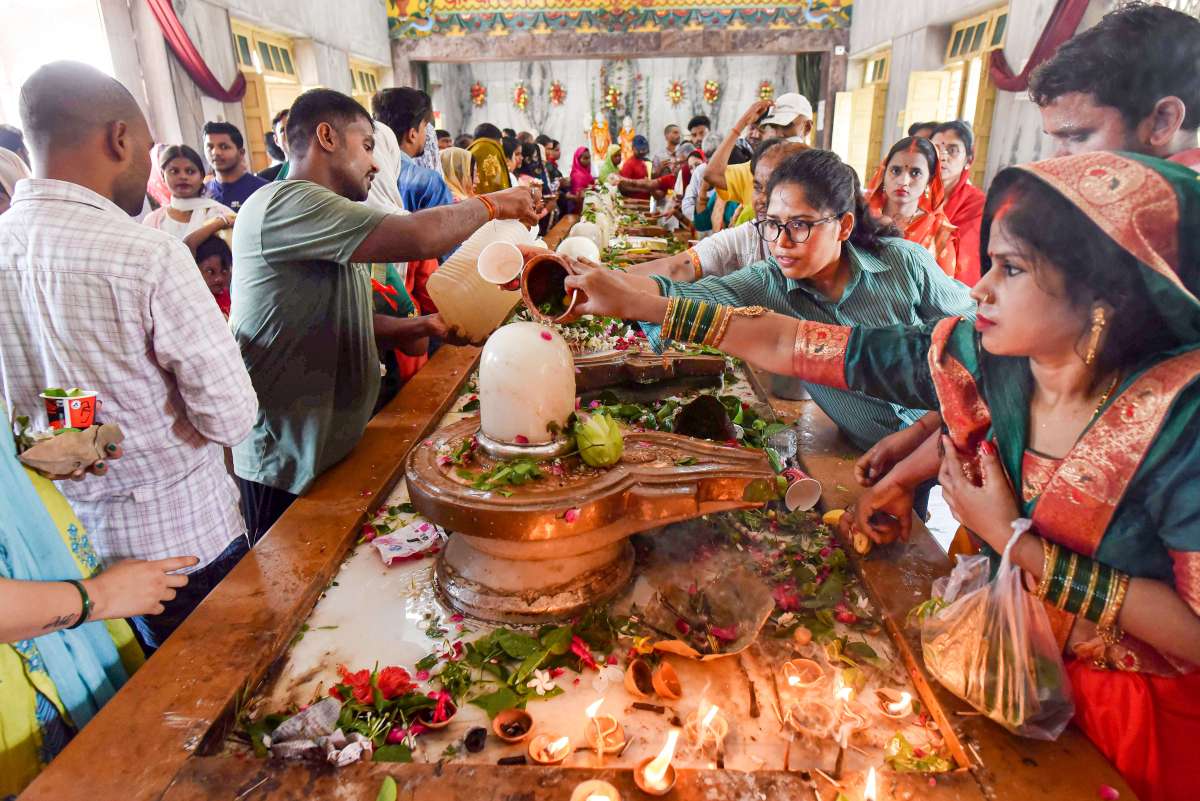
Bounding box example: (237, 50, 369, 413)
(41, 390, 99, 430)
(782, 467, 822, 512)
(477, 241, 525, 290)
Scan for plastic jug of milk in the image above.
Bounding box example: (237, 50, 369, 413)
(426, 220, 537, 342)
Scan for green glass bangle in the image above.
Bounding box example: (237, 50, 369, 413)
(1083, 564, 1115, 623)
(671, 299, 695, 341)
(691, 302, 718, 344)
(64, 579, 93, 629)
(1064, 557, 1094, 615)
(1045, 548, 1072, 607)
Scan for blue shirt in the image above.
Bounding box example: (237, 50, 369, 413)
(646, 238, 976, 450)
(397, 151, 453, 212)
(205, 172, 268, 211)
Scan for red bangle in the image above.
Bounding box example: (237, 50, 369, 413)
(477, 195, 498, 221)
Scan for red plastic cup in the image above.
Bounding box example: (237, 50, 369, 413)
(41, 390, 98, 430)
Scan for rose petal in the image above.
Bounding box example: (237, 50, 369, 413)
(515, 434, 529, 444)
(1098, 786, 1120, 801)
(564, 507, 580, 523)
(540, 331, 552, 341)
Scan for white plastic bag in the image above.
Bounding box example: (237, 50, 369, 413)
(921, 529, 1074, 739)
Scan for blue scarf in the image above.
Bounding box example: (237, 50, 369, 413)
(0, 417, 128, 726)
(398, 150, 453, 213)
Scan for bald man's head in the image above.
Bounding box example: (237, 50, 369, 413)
(19, 61, 152, 214)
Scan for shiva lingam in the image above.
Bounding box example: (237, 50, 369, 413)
(405, 318, 778, 624)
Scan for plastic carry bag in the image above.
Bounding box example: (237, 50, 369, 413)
(921, 529, 1074, 740)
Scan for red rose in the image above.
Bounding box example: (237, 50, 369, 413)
(377, 666, 414, 700)
(336, 664, 373, 704)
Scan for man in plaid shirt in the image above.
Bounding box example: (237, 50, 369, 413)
(0, 62, 259, 647)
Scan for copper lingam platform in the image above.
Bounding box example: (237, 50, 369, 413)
(573, 350, 726, 392)
(405, 416, 776, 624)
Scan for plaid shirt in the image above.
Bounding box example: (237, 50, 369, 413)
(0, 179, 258, 570)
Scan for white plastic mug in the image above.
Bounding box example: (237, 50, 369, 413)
(477, 241, 525, 289)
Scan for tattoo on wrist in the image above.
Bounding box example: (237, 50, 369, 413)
(42, 614, 77, 631)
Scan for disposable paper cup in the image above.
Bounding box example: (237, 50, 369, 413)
(477, 241, 524, 289)
(41, 390, 98, 430)
(782, 467, 822, 512)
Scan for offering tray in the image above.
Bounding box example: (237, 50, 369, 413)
(406, 416, 776, 624)
(574, 349, 726, 392)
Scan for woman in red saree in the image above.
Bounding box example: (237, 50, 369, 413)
(866, 136, 958, 280)
(566, 151, 1200, 801)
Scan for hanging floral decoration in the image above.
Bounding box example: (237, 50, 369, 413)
(703, 80, 721, 105)
(759, 80, 775, 102)
(513, 82, 530, 112)
(470, 82, 487, 107)
(603, 84, 622, 112)
(549, 80, 567, 106)
(666, 79, 685, 107)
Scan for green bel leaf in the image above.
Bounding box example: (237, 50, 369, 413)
(375, 775, 399, 801)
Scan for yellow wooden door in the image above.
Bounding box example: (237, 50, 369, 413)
(240, 71, 271, 173)
(969, 57, 997, 187)
(904, 70, 953, 133)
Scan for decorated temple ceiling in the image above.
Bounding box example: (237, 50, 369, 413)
(387, 0, 852, 39)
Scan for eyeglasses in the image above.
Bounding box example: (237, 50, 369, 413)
(935, 143, 965, 158)
(752, 215, 841, 244)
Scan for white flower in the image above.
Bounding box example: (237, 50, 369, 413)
(777, 612, 796, 627)
(527, 669, 556, 696)
(590, 664, 624, 695)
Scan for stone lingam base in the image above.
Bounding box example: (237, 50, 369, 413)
(405, 416, 777, 625)
(573, 349, 727, 393)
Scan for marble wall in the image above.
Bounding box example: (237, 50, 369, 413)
(428, 55, 803, 161)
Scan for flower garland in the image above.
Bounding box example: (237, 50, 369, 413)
(470, 82, 487, 108)
(513, 82, 529, 112)
(549, 80, 567, 106)
(703, 79, 721, 105)
(759, 80, 775, 101)
(666, 79, 685, 107)
(603, 84, 621, 112)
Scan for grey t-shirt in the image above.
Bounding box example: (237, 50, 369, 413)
(230, 180, 387, 494)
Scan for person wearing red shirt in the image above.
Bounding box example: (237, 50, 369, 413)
(930, 120, 985, 286)
(618, 135, 652, 199)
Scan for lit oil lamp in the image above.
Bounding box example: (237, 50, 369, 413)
(569, 779, 622, 801)
(876, 688, 913, 720)
(527, 733, 573, 766)
(635, 730, 680, 796)
(865, 766, 878, 801)
(684, 702, 728, 751)
(584, 697, 625, 763)
(782, 658, 825, 691)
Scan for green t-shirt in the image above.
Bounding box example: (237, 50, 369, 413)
(229, 180, 387, 494)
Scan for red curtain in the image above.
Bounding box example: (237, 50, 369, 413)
(146, 0, 246, 103)
(989, 0, 1091, 92)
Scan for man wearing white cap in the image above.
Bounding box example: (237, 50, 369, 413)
(707, 95, 814, 227)
(759, 92, 815, 143)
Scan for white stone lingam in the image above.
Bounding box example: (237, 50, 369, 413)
(476, 321, 576, 460)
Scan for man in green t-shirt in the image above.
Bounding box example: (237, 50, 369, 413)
(230, 89, 537, 540)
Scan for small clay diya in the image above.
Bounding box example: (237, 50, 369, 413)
(624, 658, 655, 699)
(583, 714, 626, 753)
(492, 708, 533, 743)
(651, 661, 683, 701)
(785, 698, 837, 739)
(684, 707, 729, 749)
(569, 779, 622, 801)
(527, 733, 573, 766)
(781, 658, 825, 691)
(634, 755, 677, 796)
(415, 698, 458, 730)
(876, 688, 914, 720)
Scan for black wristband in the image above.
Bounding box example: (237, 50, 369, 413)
(64, 579, 93, 629)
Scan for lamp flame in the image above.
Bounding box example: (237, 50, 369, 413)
(585, 698, 604, 719)
(700, 705, 719, 730)
(865, 766, 878, 801)
(547, 736, 571, 757)
(643, 730, 680, 787)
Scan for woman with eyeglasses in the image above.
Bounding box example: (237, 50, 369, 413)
(564, 148, 974, 463)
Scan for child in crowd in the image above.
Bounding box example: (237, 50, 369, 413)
(194, 236, 232, 318)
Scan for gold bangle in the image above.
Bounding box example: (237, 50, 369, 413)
(707, 305, 733, 348)
(1079, 561, 1101, 619)
(1098, 572, 1130, 645)
(1034, 540, 1058, 599)
(688, 302, 709, 342)
(1054, 553, 1079, 611)
(686, 249, 702, 281)
(662, 296, 678, 340)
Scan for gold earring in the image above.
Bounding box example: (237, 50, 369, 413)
(1085, 306, 1107, 365)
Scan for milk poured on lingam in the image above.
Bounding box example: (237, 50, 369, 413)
(476, 321, 576, 459)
